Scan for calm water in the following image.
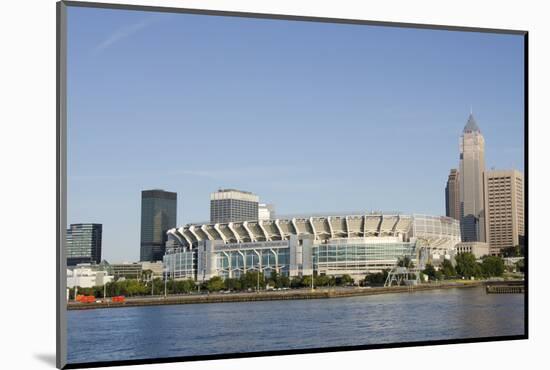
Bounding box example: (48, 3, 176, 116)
(67, 287, 524, 364)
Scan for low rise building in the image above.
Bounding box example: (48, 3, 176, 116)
(109, 263, 143, 280)
(455, 242, 490, 259)
(258, 203, 275, 221)
(67, 265, 113, 288)
(140, 261, 165, 277)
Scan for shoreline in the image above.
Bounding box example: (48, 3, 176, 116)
(67, 281, 497, 311)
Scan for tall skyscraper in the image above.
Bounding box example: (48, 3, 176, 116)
(140, 189, 177, 262)
(445, 169, 460, 221)
(210, 189, 259, 223)
(459, 113, 486, 242)
(67, 223, 102, 266)
(484, 169, 525, 255)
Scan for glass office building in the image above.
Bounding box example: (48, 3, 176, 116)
(314, 238, 417, 276)
(164, 249, 196, 280)
(140, 189, 177, 262)
(66, 223, 102, 266)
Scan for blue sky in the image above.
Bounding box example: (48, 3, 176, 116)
(67, 6, 524, 262)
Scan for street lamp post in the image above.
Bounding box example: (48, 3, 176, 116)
(164, 268, 168, 298)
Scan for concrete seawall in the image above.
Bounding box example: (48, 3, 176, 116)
(67, 282, 485, 311)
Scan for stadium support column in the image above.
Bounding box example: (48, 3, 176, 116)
(302, 238, 314, 276)
(289, 235, 300, 277)
(198, 240, 217, 282)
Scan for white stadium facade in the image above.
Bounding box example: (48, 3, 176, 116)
(163, 214, 461, 282)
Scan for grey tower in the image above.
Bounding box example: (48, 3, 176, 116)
(66, 223, 102, 266)
(140, 190, 177, 262)
(459, 113, 486, 242)
(445, 169, 461, 221)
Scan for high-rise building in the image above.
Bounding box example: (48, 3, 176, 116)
(258, 203, 275, 221)
(445, 169, 460, 221)
(484, 169, 525, 255)
(66, 223, 102, 266)
(459, 113, 486, 242)
(140, 189, 177, 262)
(210, 189, 259, 223)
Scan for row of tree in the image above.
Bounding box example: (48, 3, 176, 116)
(501, 245, 524, 258)
(209, 271, 355, 292)
(70, 253, 514, 298)
(422, 253, 505, 280)
(361, 253, 508, 286)
(69, 271, 358, 298)
(70, 278, 199, 298)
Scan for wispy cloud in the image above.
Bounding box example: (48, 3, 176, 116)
(169, 165, 307, 180)
(91, 15, 165, 55)
(70, 165, 306, 183)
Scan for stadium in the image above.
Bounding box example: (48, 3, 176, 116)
(163, 213, 461, 282)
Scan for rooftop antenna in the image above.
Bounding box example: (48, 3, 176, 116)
(470, 105, 473, 115)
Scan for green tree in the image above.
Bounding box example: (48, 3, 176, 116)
(290, 276, 302, 288)
(155, 278, 164, 293)
(185, 279, 197, 293)
(315, 275, 331, 287)
(302, 275, 314, 288)
(280, 276, 291, 288)
(224, 278, 241, 291)
(501, 245, 523, 258)
(338, 274, 354, 286)
(515, 259, 525, 273)
(239, 271, 265, 290)
(422, 264, 437, 280)
(207, 276, 225, 292)
(170, 279, 194, 294)
(455, 252, 479, 278)
(473, 263, 483, 278)
(364, 271, 387, 286)
(481, 256, 505, 277)
(441, 259, 456, 278)
(269, 271, 282, 288)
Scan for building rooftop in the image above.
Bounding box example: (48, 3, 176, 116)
(167, 213, 460, 250)
(216, 188, 254, 195)
(210, 188, 259, 202)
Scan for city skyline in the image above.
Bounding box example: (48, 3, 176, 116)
(67, 7, 525, 262)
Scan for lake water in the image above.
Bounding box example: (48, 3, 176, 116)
(67, 286, 525, 364)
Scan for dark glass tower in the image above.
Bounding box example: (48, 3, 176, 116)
(445, 169, 460, 221)
(66, 223, 102, 266)
(140, 189, 177, 262)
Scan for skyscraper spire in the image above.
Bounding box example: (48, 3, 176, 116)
(463, 112, 480, 133)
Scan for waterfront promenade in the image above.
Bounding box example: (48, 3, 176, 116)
(66, 280, 518, 310)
